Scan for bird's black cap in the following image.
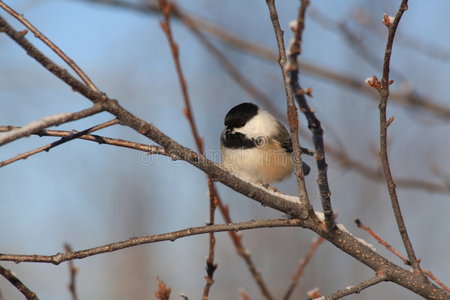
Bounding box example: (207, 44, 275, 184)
(224, 102, 258, 129)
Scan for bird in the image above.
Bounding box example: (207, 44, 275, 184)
(220, 102, 311, 185)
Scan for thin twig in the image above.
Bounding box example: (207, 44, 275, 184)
(0, 125, 169, 166)
(0, 219, 302, 264)
(264, 0, 313, 219)
(0, 265, 39, 300)
(0, 1, 99, 91)
(0, 103, 104, 146)
(323, 274, 389, 300)
(0, 119, 118, 168)
(285, 0, 335, 230)
(355, 219, 407, 264)
(376, 0, 421, 274)
(355, 219, 450, 293)
(158, 2, 218, 298)
(159, 3, 273, 299)
(64, 244, 79, 300)
(283, 237, 325, 300)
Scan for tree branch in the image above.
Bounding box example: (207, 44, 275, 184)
(264, 0, 313, 216)
(376, 0, 422, 274)
(0, 265, 39, 300)
(0, 119, 118, 168)
(265, 0, 334, 230)
(0, 104, 104, 146)
(283, 237, 325, 300)
(0, 219, 302, 264)
(323, 273, 389, 300)
(0, 124, 169, 168)
(158, 2, 220, 298)
(63, 244, 79, 300)
(355, 219, 450, 293)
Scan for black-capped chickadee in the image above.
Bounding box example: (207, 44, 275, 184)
(221, 102, 311, 185)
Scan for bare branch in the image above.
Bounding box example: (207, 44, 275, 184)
(323, 274, 389, 300)
(376, 0, 422, 274)
(0, 1, 99, 91)
(283, 237, 325, 300)
(159, 3, 274, 299)
(0, 119, 118, 168)
(0, 124, 168, 168)
(265, 0, 333, 229)
(355, 219, 407, 264)
(355, 219, 450, 293)
(0, 104, 104, 146)
(0, 265, 39, 300)
(64, 244, 79, 300)
(0, 219, 303, 264)
(264, 0, 313, 216)
(158, 2, 220, 298)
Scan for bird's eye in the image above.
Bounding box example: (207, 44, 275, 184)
(256, 136, 267, 146)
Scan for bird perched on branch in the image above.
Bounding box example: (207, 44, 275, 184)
(221, 102, 311, 185)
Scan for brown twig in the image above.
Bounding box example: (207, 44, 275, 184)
(0, 125, 169, 164)
(355, 219, 450, 293)
(0, 119, 118, 168)
(0, 219, 303, 264)
(0, 103, 105, 146)
(355, 219, 407, 264)
(376, 0, 422, 274)
(159, 2, 274, 299)
(64, 244, 79, 300)
(0, 1, 99, 91)
(287, 0, 335, 231)
(323, 273, 389, 300)
(283, 237, 325, 300)
(158, 2, 218, 298)
(264, 0, 313, 219)
(265, 0, 332, 228)
(0, 265, 39, 300)
(1, 13, 448, 299)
